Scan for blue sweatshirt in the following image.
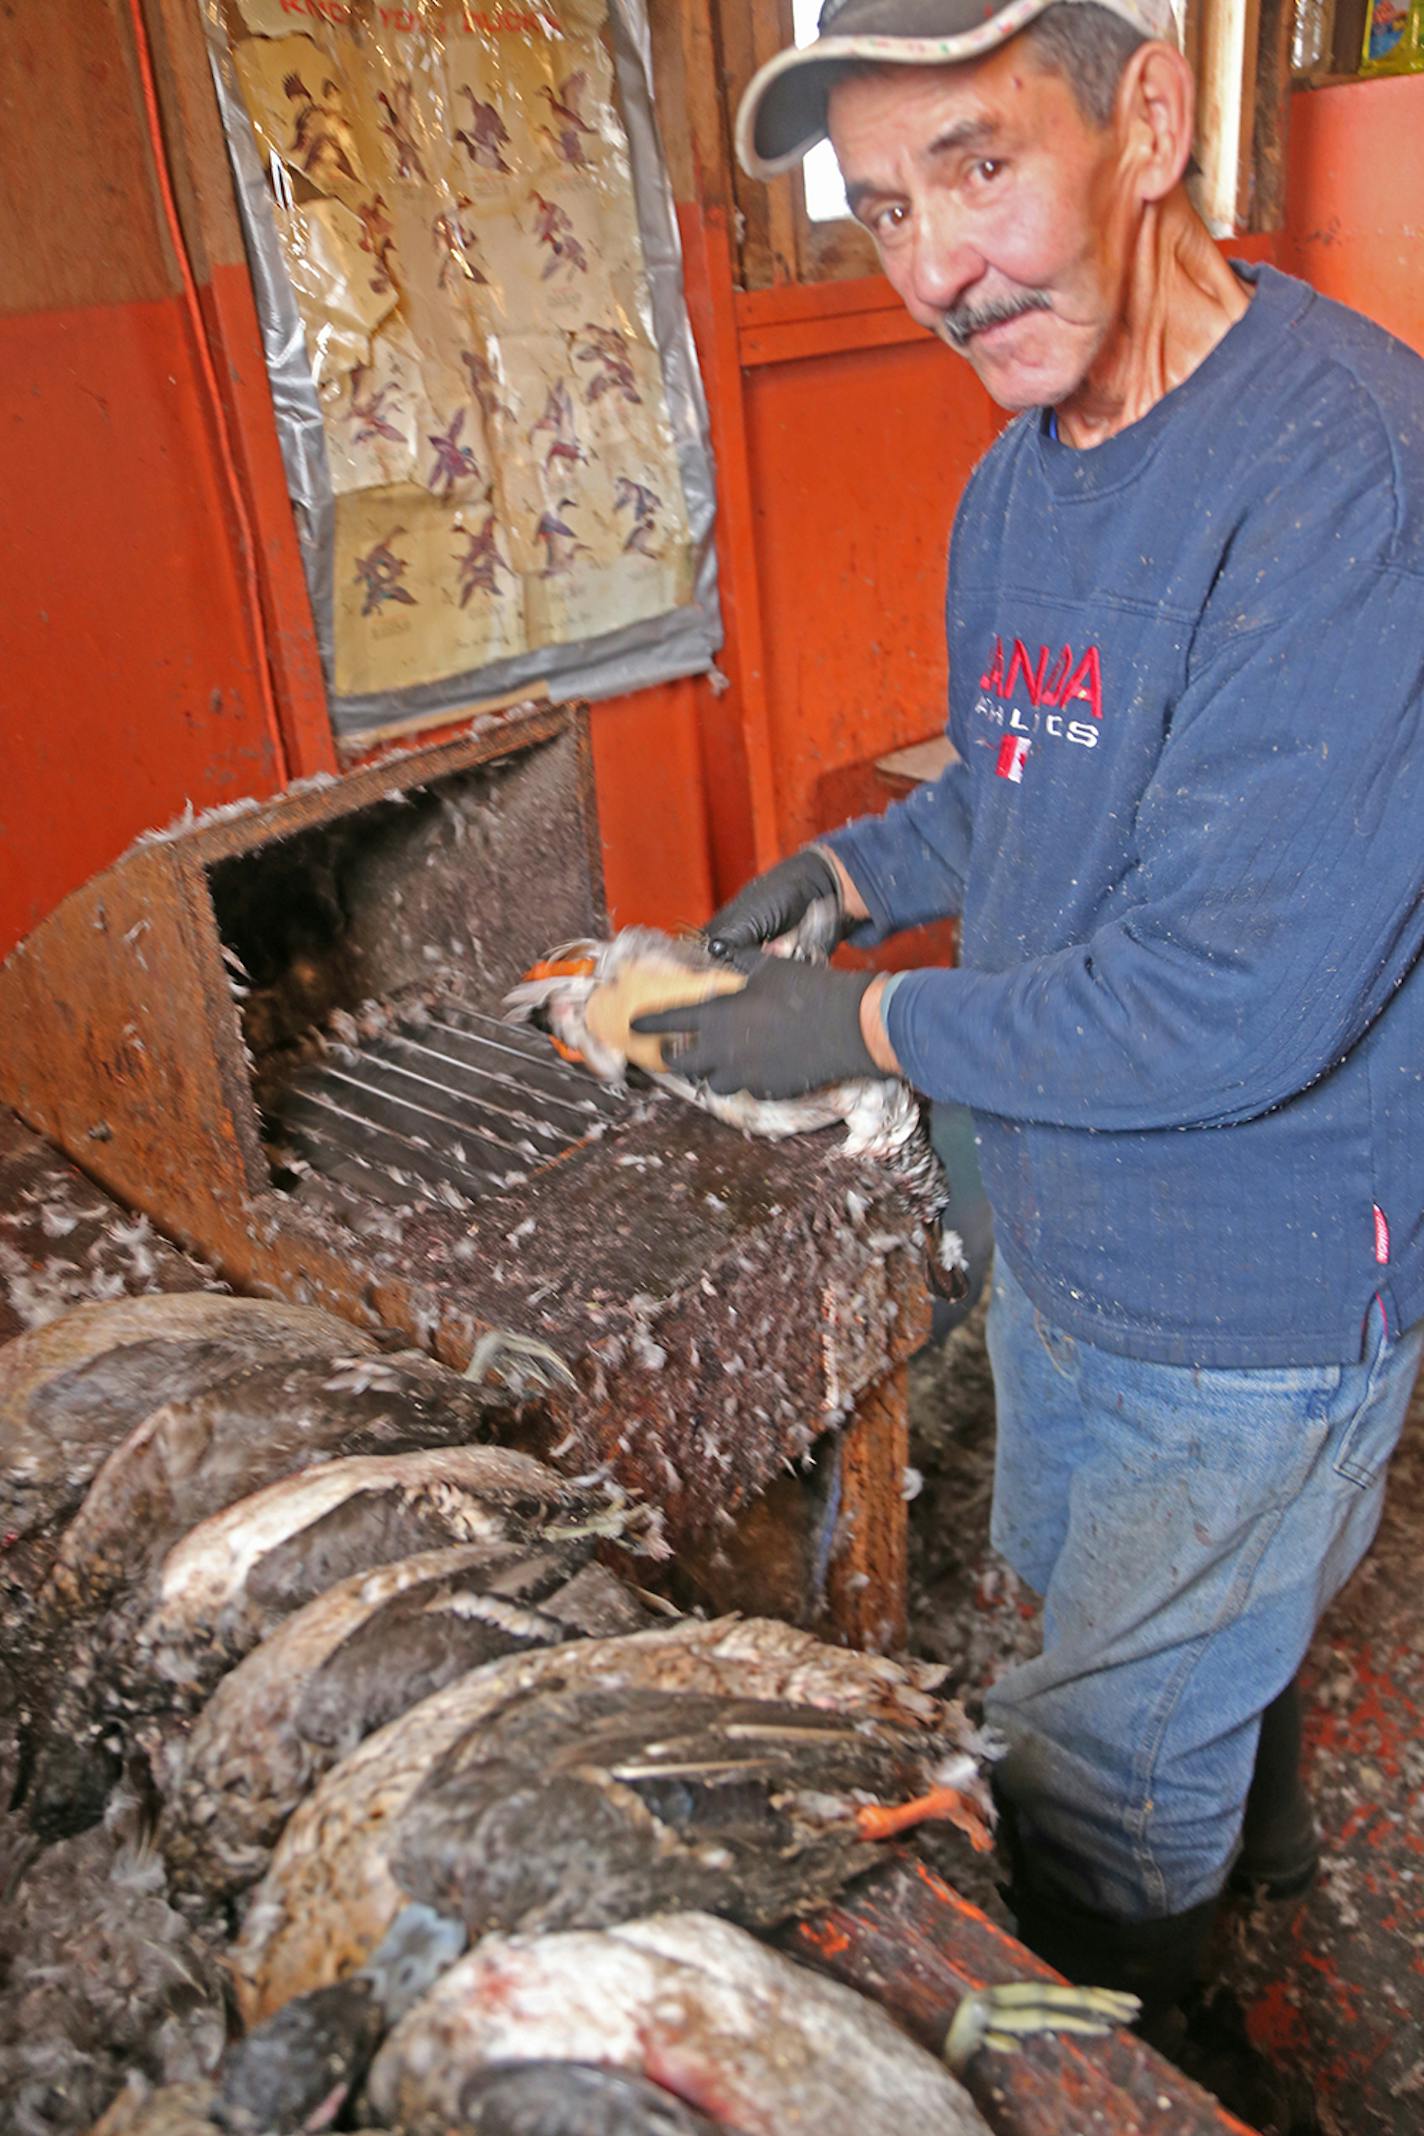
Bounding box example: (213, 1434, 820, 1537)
(826, 265, 1424, 1368)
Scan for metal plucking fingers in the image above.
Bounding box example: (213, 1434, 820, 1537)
(264, 995, 627, 1212)
(942, 1981, 1142, 2071)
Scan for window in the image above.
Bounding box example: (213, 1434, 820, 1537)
(792, 0, 853, 223)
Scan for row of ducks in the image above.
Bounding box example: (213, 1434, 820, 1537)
(0, 1286, 1127, 2136)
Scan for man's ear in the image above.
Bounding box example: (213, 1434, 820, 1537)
(1116, 42, 1195, 201)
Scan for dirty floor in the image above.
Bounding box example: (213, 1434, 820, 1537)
(907, 1285, 1424, 2136)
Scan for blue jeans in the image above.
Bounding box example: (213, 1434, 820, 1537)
(982, 1254, 1422, 1922)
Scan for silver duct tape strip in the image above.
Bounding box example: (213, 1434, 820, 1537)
(201, 0, 721, 740)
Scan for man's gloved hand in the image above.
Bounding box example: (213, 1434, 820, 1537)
(632, 955, 888, 1100)
(705, 847, 844, 960)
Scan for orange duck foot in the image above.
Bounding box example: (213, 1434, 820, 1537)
(855, 1784, 995, 1853)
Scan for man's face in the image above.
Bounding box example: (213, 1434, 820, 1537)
(829, 44, 1134, 411)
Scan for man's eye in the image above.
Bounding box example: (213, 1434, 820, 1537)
(870, 202, 908, 237)
(969, 158, 1005, 186)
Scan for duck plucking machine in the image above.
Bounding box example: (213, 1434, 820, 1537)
(0, 707, 929, 1642)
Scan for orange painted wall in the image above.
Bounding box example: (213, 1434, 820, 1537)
(743, 336, 998, 852)
(588, 674, 716, 933)
(1279, 73, 1424, 355)
(0, 296, 285, 952)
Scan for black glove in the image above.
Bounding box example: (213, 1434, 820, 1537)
(705, 847, 844, 960)
(632, 955, 887, 1100)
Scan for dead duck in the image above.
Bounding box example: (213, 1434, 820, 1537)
(388, 1681, 994, 1940)
(159, 1544, 647, 1906)
(0, 1292, 379, 1477)
(0, 1295, 381, 1547)
(4, 1293, 572, 1615)
(0, 1296, 381, 1661)
(30, 1446, 650, 1840)
(121, 1443, 641, 1710)
(38, 1348, 552, 1625)
(363, 1910, 1137, 2136)
(229, 1617, 959, 2025)
(505, 930, 967, 1297)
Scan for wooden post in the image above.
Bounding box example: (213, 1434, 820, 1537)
(787, 1858, 1267, 2136)
(673, 1363, 911, 1652)
(1249, 0, 1297, 230)
(826, 1363, 910, 1652)
(1193, 0, 1292, 234)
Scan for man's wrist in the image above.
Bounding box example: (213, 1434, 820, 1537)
(859, 973, 902, 1074)
(818, 845, 871, 924)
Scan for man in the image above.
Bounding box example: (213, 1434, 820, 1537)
(637, 0, 1424, 2043)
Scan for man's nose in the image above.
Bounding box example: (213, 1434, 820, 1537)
(905, 202, 983, 316)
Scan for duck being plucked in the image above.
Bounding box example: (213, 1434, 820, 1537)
(504, 929, 967, 1297)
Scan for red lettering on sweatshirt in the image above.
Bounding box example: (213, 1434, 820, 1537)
(981, 635, 1103, 720)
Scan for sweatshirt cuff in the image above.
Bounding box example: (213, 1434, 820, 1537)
(881, 967, 963, 1106)
(820, 824, 902, 946)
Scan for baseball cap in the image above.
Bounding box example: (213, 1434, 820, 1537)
(736, 0, 1179, 179)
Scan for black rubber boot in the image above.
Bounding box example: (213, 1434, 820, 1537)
(998, 1799, 1320, 2135)
(1002, 1864, 1319, 2131)
(1231, 1678, 1320, 1900)
(1002, 1869, 1218, 2039)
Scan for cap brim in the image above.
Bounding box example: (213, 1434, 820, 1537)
(736, 0, 1061, 179)
(735, 0, 1176, 179)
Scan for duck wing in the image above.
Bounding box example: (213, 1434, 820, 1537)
(392, 1686, 958, 1935)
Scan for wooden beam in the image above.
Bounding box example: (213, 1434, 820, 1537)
(788, 1858, 1270, 2136)
(1194, 0, 1265, 234)
(714, 0, 800, 288)
(671, 1362, 913, 1651)
(1249, 0, 1296, 229)
(826, 1364, 911, 1653)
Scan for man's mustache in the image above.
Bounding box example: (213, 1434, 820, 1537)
(941, 290, 1052, 350)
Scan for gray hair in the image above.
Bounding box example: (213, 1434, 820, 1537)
(1020, 2, 1148, 127)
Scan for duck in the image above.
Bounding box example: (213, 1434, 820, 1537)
(504, 930, 966, 1297)
(0, 1295, 381, 1621)
(364, 1910, 1137, 2136)
(388, 1680, 994, 1940)
(229, 1616, 968, 2027)
(160, 1544, 647, 1908)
